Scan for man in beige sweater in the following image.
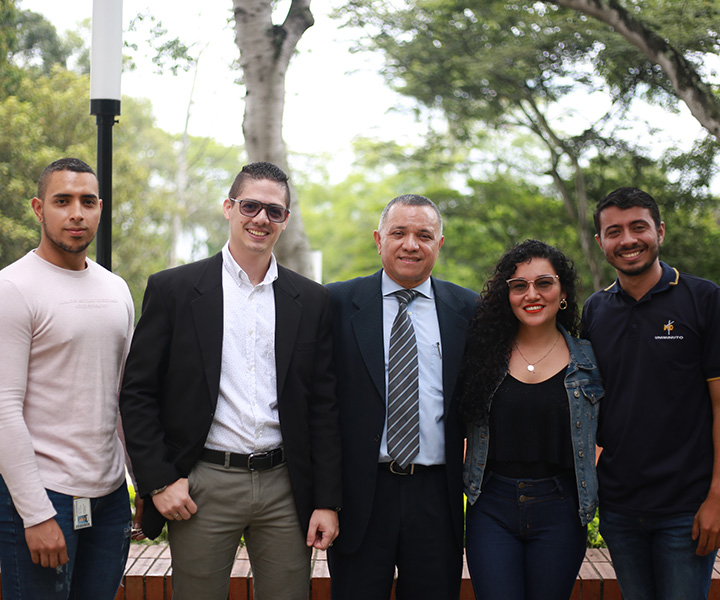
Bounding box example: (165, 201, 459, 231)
(0, 158, 134, 600)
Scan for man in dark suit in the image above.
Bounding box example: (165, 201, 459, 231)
(120, 162, 341, 600)
(326, 194, 478, 599)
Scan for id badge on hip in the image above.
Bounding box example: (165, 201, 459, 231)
(73, 497, 92, 530)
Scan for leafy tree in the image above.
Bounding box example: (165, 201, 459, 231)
(12, 9, 72, 73)
(298, 137, 580, 292)
(298, 137, 477, 283)
(0, 65, 238, 313)
(0, 0, 16, 70)
(338, 0, 620, 288)
(583, 149, 720, 286)
(0, 0, 21, 97)
(0, 7, 247, 312)
(546, 0, 720, 141)
(300, 132, 720, 300)
(337, 0, 720, 290)
(0, 66, 92, 267)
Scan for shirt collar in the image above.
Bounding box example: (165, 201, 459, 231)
(222, 242, 278, 287)
(380, 270, 433, 300)
(604, 261, 679, 296)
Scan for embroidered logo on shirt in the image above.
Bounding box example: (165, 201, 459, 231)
(655, 319, 683, 340)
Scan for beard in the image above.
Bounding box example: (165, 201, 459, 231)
(43, 221, 93, 255)
(612, 243, 660, 278)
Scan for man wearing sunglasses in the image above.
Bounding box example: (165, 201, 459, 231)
(120, 162, 341, 600)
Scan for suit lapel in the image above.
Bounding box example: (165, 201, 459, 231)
(191, 252, 224, 404)
(274, 266, 301, 399)
(351, 271, 385, 400)
(433, 279, 470, 412)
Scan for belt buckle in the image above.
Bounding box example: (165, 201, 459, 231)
(389, 460, 414, 475)
(247, 450, 270, 470)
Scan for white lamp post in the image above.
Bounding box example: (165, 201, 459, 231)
(90, 0, 123, 271)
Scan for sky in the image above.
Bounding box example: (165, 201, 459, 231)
(18, 0, 708, 184)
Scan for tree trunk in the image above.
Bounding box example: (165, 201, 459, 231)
(232, 0, 315, 277)
(548, 0, 720, 142)
(520, 92, 605, 291)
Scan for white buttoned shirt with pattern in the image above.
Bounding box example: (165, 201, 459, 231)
(204, 243, 283, 454)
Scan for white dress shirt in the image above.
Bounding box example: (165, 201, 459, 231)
(204, 243, 283, 453)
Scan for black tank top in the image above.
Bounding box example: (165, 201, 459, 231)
(487, 368, 574, 479)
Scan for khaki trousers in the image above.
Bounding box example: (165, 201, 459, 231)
(168, 460, 311, 600)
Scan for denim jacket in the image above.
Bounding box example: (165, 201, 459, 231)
(463, 325, 603, 526)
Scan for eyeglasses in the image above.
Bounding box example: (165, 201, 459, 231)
(230, 198, 290, 223)
(506, 274, 559, 295)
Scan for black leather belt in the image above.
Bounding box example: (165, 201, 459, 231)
(201, 447, 285, 471)
(378, 461, 444, 476)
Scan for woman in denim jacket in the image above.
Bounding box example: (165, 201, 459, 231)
(460, 240, 603, 600)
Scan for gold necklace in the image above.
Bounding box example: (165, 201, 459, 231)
(515, 333, 560, 372)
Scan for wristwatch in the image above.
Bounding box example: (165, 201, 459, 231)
(149, 485, 168, 497)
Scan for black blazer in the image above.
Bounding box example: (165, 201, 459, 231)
(326, 270, 478, 553)
(120, 252, 342, 539)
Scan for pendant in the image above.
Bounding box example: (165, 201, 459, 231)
(527, 364, 535, 372)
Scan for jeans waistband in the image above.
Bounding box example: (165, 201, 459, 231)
(482, 471, 575, 502)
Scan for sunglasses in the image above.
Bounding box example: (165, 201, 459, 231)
(230, 198, 290, 223)
(506, 274, 559, 295)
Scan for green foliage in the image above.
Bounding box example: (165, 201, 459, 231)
(0, 24, 238, 314)
(575, 0, 720, 106)
(300, 171, 388, 282)
(299, 138, 603, 298)
(127, 484, 169, 545)
(436, 175, 595, 297)
(587, 509, 606, 548)
(0, 66, 92, 267)
(336, 0, 720, 294)
(0, 0, 17, 67)
(125, 13, 197, 75)
(297, 137, 476, 284)
(301, 131, 720, 300)
(12, 9, 72, 73)
(583, 149, 720, 286)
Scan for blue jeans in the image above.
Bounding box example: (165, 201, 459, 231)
(465, 472, 587, 600)
(0, 475, 131, 600)
(599, 508, 717, 600)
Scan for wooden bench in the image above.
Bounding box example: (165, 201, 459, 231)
(3, 545, 720, 599)
(113, 544, 621, 599)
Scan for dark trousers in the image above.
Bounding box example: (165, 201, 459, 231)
(328, 465, 461, 600)
(465, 472, 587, 600)
(600, 509, 716, 600)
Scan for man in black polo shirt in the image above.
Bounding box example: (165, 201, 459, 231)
(582, 187, 720, 599)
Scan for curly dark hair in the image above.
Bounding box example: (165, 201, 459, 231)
(459, 239, 580, 426)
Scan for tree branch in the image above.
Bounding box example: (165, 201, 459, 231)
(547, 0, 720, 141)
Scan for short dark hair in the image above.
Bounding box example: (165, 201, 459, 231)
(228, 162, 291, 208)
(37, 158, 96, 199)
(378, 194, 443, 234)
(593, 187, 662, 235)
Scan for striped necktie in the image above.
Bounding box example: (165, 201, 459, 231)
(386, 289, 420, 468)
